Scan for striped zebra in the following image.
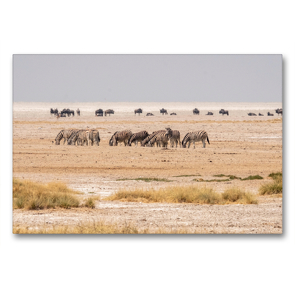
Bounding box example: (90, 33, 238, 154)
(89, 129, 100, 146)
(141, 130, 165, 147)
(170, 130, 181, 148)
(182, 131, 210, 148)
(128, 131, 149, 146)
(67, 129, 88, 146)
(55, 129, 77, 145)
(109, 130, 133, 146)
(148, 128, 173, 148)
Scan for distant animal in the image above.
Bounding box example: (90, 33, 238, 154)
(61, 108, 75, 117)
(88, 129, 100, 146)
(169, 130, 181, 148)
(141, 130, 165, 147)
(267, 112, 274, 116)
(50, 108, 58, 115)
(109, 130, 132, 146)
(259, 113, 264, 116)
(182, 130, 210, 148)
(160, 108, 168, 115)
(134, 108, 143, 115)
(170, 113, 177, 115)
(275, 108, 283, 115)
(193, 108, 200, 115)
(76, 108, 80, 116)
(105, 109, 114, 116)
(247, 113, 257, 116)
(128, 131, 149, 146)
(95, 109, 104, 116)
(219, 109, 229, 116)
(206, 112, 213, 115)
(146, 113, 154, 116)
(56, 112, 66, 118)
(148, 128, 173, 148)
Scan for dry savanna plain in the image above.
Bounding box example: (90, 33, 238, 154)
(13, 105, 283, 234)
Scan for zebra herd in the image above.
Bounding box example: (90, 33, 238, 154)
(54, 128, 210, 148)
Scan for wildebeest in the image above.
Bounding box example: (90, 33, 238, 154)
(247, 113, 257, 116)
(61, 108, 75, 117)
(95, 109, 103, 116)
(206, 112, 213, 115)
(259, 113, 264, 116)
(105, 109, 114, 116)
(193, 108, 200, 115)
(170, 113, 177, 115)
(134, 108, 143, 115)
(160, 108, 168, 115)
(267, 112, 274, 116)
(275, 108, 283, 115)
(219, 109, 229, 116)
(146, 113, 154, 116)
(50, 108, 58, 115)
(76, 108, 80, 116)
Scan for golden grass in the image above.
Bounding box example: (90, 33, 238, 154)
(13, 178, 98, 210)
(107, 185, 257, 205)
(259, 172, 282, 196)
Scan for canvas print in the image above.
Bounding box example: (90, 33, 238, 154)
(13, 54, 282, 234)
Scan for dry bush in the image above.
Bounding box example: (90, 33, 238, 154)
(259, 172, 282, 195)
(13, 178, 81, 210)
(107, 185, 257, 205)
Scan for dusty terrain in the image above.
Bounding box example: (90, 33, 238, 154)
(13, 110, 283, 234)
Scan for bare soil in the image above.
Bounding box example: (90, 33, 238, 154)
(13, 114, 283, 234)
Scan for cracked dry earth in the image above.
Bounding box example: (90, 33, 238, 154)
(13, 110, 283, 234)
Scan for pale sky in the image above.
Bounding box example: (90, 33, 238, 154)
(13, 54, 282, 102)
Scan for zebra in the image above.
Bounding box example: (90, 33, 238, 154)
(128, 131, 149, 146)
(109, 130, 132, 146)
(105, 109, 114, 116)
(148, 128, 173, 148)
(141, 130, 165, 147)
(206, 112, 213, 115)
(267, 112, 274, 116)
(87, 129, 100, 146)
(169, 130, 181, 148)
(182, 130, 210, 148)
(134, 108, 143, 115)
(193, 108, 200, 115)
(55, 129, 77, 145)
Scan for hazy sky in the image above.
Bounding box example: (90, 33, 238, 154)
(13, 54, 282, 102)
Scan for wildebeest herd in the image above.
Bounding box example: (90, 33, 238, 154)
(54, 128, 210, 149)
(51, 107, 282, 117)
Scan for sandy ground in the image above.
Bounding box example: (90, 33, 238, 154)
(13, 112, 283, 234)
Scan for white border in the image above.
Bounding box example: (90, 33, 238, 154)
(1, 1, 294, 294)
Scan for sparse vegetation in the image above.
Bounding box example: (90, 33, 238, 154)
(196, 174, 263, 182)
(222, 188, 258, 204)
(259, 172, 282, 195)
(107, 185, 257, 205)
(116, 177, 172, 182)
(173, 174, 201, 178)
(13, 178, 98, 210)
(241, 175, 263, 181)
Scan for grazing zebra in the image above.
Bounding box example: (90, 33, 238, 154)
(193, 108, 200, 115)
(182, 130, 210, 148)
(267, 112, 274, 116)
(134, 108, 143, 115)
(170, 130, 181, 148)
(160, 108, 168, 115)
(206, 112, 213, 115)
(128, 131, 149, 146)
(55, 129, 77, 145)
(247, 112, 257, 116)
(109, 130, 132, 146)
(105, 109, 114, 116)
(141, 130, 165, 147)
(148, 128, 173, 148)
(219, 109, 229, 116)
(88, 129, 100, 146)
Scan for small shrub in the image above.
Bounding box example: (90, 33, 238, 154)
(241, 175, 263, 181)
(222, 188, 257, 204)
(84, 198, 96, 209)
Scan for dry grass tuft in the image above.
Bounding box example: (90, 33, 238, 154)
(259, 172, 282, 196)
(13, 178, 95, 210)
(107, 185, 257, 205)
